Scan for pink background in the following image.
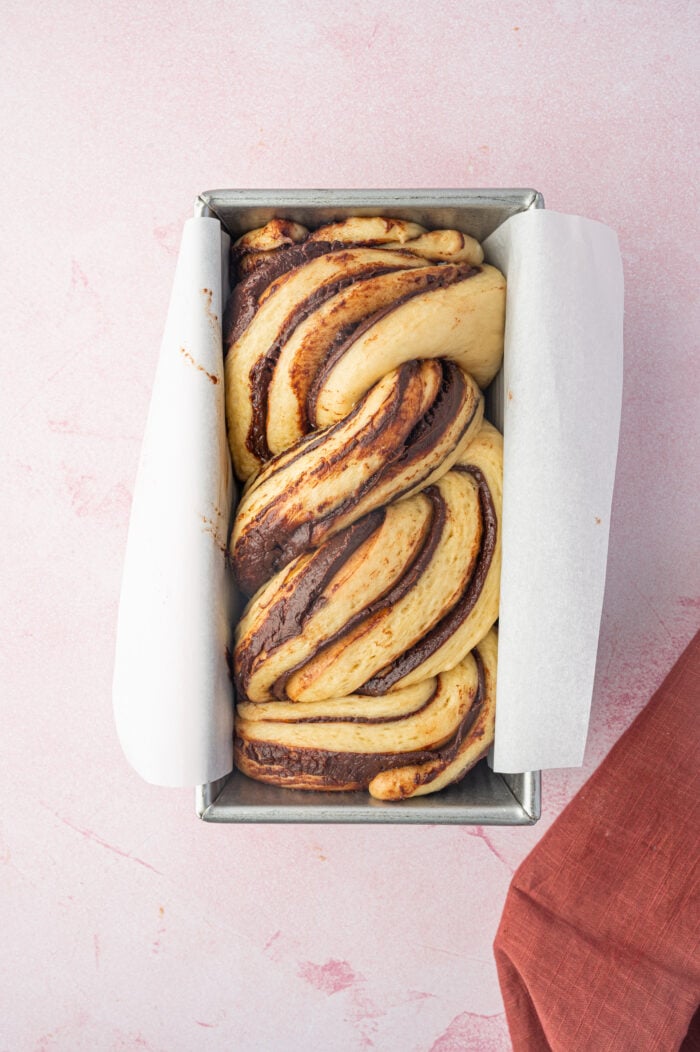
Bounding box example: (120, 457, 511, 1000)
(2, 2, 698, 1049)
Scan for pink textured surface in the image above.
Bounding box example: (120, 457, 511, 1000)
(1, 2, 698, 1049)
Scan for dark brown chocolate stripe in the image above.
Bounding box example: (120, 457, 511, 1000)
(233, 650, 484, 789)
(242, 364, 377, 493)
(234, 509, 384, 697)
(230, 221, 307, 268)
(289, 361, 474, 548)
(243, 355, 425, 502)
(408, 648, 486, 790)
(245, 261, 404, 462)
(232, 360, 476, 597)
(234, 735, 434, 787)
(226, 238, 400, 347)
(393, 360, 473, 470)
(357, 467, 497, 695)
(324, 486, 447, 638)
(232, 363, 417, 595)
(247, 684, 439, 725)
(224, 240, 337, 348)
(306, 263, 480, 427)
(267, 485, 446, 701)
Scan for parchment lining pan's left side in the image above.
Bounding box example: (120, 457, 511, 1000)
(113, 217, 235, 787)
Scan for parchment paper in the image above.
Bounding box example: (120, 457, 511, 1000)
(113, 217, 234, 787)
(485, 210, 623, 771)
(113, 208, 623, 786)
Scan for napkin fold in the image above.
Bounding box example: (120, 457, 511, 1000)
(494, 630, 700, 1051)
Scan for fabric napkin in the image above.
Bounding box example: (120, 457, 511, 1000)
(494, 630, 700, 1051)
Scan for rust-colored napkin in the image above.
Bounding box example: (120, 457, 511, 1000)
(494, 630, 700, 1052)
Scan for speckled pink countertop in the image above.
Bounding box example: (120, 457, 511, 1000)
(2, 3, 698, 1049)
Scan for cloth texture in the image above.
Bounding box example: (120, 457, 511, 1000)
(494, 630, 700, 1051)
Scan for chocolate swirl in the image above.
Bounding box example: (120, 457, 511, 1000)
(225, 217, 505, 800)
(234, 630, 498, 796)
(231, 359, 483, 596)
(224, 219, 505, 481)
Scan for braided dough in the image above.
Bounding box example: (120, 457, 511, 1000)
(224, 217, 505, 800)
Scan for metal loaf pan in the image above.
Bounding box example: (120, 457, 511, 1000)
(195, 189, 542, 825)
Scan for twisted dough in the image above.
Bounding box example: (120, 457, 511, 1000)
(231, 360, 484, 596)
(225, 217, 505, 480)
(225, 217, 505, 799)
(234, 629, 497, 798)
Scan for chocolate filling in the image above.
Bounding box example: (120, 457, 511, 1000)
(233, 650, 485, 789)
(245, 261, 403, 462)
(357, 467, 497, 694)
(266, 485, 447, 701)
(232, 360, 476, 597)
(405, 647, 487, 791)
(224, 240, 337, 348)
(248, 684, 439, 725)
(271, 361, 471, 564)
(306, 262, 480, 427)
(274, 705, 434, 726)
(230, 221, 307, 271)
(232, 363, 417, 595)
(234, 509, 384, 698)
